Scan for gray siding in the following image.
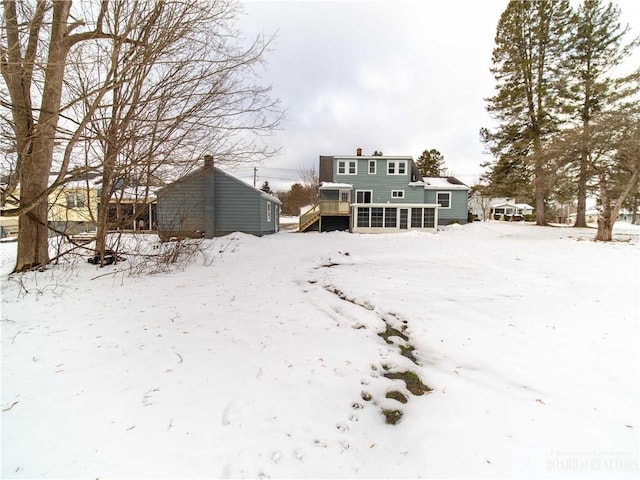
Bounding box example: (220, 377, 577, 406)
(214, 170, 278, 236)
(424, 189, 468, 224)
(156, 168, 211, 237)
(333, 157, 422, 204)
(157, 166, 279, 238)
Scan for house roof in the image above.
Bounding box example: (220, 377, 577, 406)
(156, 165, 281, 204)
(422, 177, 469, 190)
(491, 202, 534, 210)
(214, 168, 282, 204)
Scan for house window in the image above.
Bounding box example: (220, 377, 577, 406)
(266, 201, 271, 222)
(368, 160, 376, 174)
(387, 160, 407, 175)
(338, 160, 357, 175)
(391, 190, 404, 199)
(384, 208, 397, 227)
(411, 208, 423, 228)
(436, 192, 451, 208)
(355, 190, 372, 203)
(357, 207, 370, 227)
(423, 208, 435, 227)
(371, 207, 383, 227)
(66, 193, 85, 208)
(341, 192, 349, 202)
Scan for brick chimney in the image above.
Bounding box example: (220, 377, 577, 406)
(356, 147, 362, 156)
(204, 155, 213, 167)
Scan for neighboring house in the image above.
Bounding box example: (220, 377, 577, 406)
(299, 149, 469, 233)
(156, 155, 281, 239)
(48, 175, 100, 235)
(568, 209, 599, 225)
(617, 208, 640, 225)
(5, 173, 158, 238)
(1, 178, 19, 238)
(489, 199, 534, 221)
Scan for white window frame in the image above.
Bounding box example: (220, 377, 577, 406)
(337, 160, 357, 175)
(368, 160, 377, 174)
(66, 193, 85, 208)
(355, 190, 373, 204)
(266, 201, 272, 221)
(436, 191, 451, 209)
(391, 190, 405, 199)
(387, 160, 407, 175)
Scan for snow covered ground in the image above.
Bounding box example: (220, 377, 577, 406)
(1, 221, 638, 479)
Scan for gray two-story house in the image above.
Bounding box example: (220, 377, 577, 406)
(299, 149, 469, 233)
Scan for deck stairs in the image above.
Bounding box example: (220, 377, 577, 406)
(299, 204, 320, 232)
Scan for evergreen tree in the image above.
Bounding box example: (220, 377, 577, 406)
(416, 149, 446, 177)
(483, 0, 573, 225)
(561, 0, 640, 227)
(260, 181, 274, 195)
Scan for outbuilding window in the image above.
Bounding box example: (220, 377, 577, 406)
(266, 201, 272, 222)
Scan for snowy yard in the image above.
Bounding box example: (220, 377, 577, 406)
(1, 222, 638, 479)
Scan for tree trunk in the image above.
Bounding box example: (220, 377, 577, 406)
(595, 215, 613, 241)
(595, 170, 639, 241)
(534, 151, 547, 226)
(15, 159, 50, 270)
(574, 155, 588, 227)
(14, 2, 71, 272)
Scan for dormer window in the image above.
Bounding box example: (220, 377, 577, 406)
(387, 160, 407, 175)
(337, 160, 357, 175)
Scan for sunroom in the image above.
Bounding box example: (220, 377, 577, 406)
(352, 203, 439, 233)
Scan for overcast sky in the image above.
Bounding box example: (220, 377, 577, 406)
(232, 0, 640, 191)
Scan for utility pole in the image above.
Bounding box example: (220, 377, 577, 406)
(253, 167, 257, 187)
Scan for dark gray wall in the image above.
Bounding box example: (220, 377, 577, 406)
(156, 168, 211, 237)
(157, 166, 279, 238)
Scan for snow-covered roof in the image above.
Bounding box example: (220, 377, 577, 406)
(320, 182, 353, 189)
(492, 202, 533, 210)
(422, 177, 469, 190)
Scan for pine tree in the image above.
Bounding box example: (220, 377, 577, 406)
(483, 0, 573, 225)
(416, 149, 446, 177)
(562, 0, 640, 227)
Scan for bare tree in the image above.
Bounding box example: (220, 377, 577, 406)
(1, 1, 122, 271)
(298, 165, 319, 205)
(1, 0, 281, 271)
(469, 184, 492, 221)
